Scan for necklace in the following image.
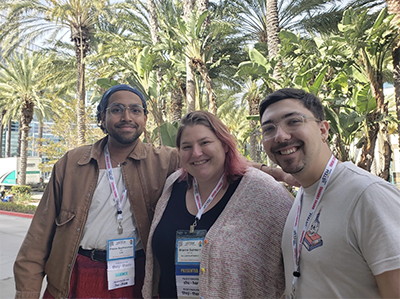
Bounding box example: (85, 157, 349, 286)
(110, 156, 123, 167)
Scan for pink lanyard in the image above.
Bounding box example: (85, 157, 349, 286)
(104, 144, 127, 234)
(190, 174, 224, 233)
(291, 155, 338, 296)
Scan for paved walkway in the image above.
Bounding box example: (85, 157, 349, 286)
(0, 212, 46, 299)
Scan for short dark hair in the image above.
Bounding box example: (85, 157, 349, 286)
(259, 88, 325, 121)
(96, 84, 148, 133)
(176, 111, 249, 188)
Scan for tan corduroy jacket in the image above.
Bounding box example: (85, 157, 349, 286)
(14, 136, 180, 299)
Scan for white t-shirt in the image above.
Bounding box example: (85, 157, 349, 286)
(80, 167, 142, 251)
(282, 162, 400, 298)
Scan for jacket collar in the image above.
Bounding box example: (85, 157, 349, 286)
(77, 136, 148, 165)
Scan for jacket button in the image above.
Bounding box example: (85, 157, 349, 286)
(77, 228, 80, 231)
(68, 264, 71, 267)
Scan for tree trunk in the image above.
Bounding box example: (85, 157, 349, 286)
(17, 118, 22, 157)
(6, 118, 11, 157)
(38, 121, 43, 158)
(184, 0, 196, 113)
(170, 87, 184, 122)
(395, 60, 400, 148)
(378, 120, 392, 181)
(0, 110, 5, 158)
(266, 0, 281, 85)
(386, 0, 400, 147)
(357, 112, 379, 171)
(197, 0, 210, 28)
(248, 94, 261, 162)
(147, 0, 160, 45)
(149, 97, 164, 147)
(19, 125, 29, 186)
(76, 56, 86, 145)
(18, 100, 34, 186)
(357, 70, 390, 177)
(72, 25, 90, 146)
(192, 58, 217, 115)
(147, 0, 166, 125)
(195, 0, 214, 114)
(372, 70, 391, 181)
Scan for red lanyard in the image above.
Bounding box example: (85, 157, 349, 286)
(290, 155, 338, 298)
(104, 144, 127, 234)
(189, 174, 224, 233)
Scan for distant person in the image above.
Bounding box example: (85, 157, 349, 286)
(14, 84, 297, 299)
(0, 188, 5, 200)
(259, 88, 400, 298)
(3, 193, 14, 202)
(142, 111, 293, 299)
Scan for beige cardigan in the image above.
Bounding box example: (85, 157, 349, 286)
(142, 167, 293, 299)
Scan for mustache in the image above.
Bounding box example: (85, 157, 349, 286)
(271, 141, 303, 152)
(115, 122, 138, 129)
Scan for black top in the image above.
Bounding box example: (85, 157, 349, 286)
(152, 178, 242, 299)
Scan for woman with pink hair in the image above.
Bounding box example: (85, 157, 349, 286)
(143, 111, 293, 299)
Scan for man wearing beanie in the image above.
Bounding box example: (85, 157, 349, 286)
(14, 84, 296, 299)
(14, 84, 180, 299)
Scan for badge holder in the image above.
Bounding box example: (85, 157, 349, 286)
(106, 237, 135, 290)
(175, 230, 207, 299)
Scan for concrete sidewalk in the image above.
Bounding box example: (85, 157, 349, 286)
(0, 212, 46, 299)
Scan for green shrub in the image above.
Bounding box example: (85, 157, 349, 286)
(0, 202, 37, 214)
(11, 185, 32, 195)
(15, 193, 33, 203)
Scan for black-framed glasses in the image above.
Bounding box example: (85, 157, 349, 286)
(106, 104, 145, 117)
(261, 114, 320, 141)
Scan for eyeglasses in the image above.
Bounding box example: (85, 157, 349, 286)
(261, 114, 320, 141)
(106, 104, 145, 117)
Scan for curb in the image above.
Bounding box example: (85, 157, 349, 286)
(0, 210, 34, 219)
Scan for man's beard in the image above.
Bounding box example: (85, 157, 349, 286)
(109, 128, 143, 145)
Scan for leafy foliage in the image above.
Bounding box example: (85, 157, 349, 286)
(0, 202, 37, 214)
(11, 185, 32, 195)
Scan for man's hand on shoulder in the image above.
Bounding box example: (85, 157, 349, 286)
(261, 165, 300, 187)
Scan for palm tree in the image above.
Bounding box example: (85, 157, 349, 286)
(0, 51, 52, 185)
(183, 0, 196, 113)
(235, 47, 275, 161)
(386, 0, 400, 146)
(0, 0, 111, 145)
(5, 118, 12, 157)
(243, 80, 262, 162)
(339, 8, 399, 179)
(180, 10, 218, 114)
(0, 109, 5, 157)
(266, 0, 281, 85)
(147, 0, 161, 45)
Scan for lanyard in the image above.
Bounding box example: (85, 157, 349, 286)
(190, 174, 225, 233)
(104, 144, 127, 234)
(291, 155, 338, 296)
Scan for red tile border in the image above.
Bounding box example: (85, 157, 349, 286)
(0, 210, 34, 219)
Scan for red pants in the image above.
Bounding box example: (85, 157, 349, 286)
(43, 253, 145, 298)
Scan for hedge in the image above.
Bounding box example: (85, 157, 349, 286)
(0, 202, 37, 214)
